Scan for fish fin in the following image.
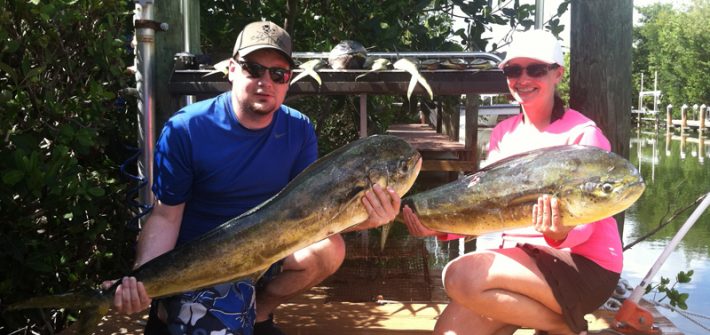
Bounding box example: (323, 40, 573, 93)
(379, 222, 393, 252)
(8, 289, 111, 335)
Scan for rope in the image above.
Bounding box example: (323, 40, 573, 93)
(653, 300, 710, 332)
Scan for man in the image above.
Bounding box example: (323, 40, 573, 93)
(109, 20, 400, 335)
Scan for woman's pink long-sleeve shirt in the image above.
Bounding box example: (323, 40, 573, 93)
(439, 109, 623, 273)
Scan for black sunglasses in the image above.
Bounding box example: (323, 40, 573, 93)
(235, 59, 292, 84)
(502, 63, 559, 78)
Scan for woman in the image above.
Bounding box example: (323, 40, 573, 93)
(402, 30, 622, 335)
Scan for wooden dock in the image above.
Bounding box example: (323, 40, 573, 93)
(386, 123, 476, 172)
(88, 232, 684, 335)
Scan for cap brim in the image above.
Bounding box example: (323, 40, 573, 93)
(237, 45, 295, 67)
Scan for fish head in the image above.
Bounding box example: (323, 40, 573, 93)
(363, 135, 422, 198)
(558, 148, 646, 225)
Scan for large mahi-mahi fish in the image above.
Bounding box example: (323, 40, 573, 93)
(403, 145, 645, 236)
(9, 135, 422, 333)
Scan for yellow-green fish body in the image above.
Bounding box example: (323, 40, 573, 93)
(403, 145, 645, 236)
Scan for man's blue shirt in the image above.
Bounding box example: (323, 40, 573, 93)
(152, 91, 318, 244)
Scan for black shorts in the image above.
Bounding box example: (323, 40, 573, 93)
(519, 243, 620, 333)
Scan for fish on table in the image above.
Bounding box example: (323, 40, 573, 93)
(402, 145, 645, 236)
(290, 59, 327, 86)
(393, 57, 434, 101)
(8, 135, 423, 334)
(355, 57, 392, 81)
(328, 40, 367, 70)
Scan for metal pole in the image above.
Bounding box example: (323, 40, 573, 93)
(535, 0, 544, 30)
(134, 0, 158, 220)
(182, 0, 195, 105)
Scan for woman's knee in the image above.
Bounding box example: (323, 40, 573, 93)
(442, 253, 492, 297)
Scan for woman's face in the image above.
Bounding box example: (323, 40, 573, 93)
(503, 57, 563, 111)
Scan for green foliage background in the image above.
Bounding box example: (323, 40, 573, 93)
(0, 0, 553, 333)
(633, 1, 710, 116)
(0, 0, 137, 332)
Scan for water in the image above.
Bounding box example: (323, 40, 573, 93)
(622, 129, 710, 335)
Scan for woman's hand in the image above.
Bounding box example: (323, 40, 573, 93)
(402, 205, 440, 237)
(532, 195, 573, 242)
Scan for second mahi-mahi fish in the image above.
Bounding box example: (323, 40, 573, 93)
(402, 145, 645, 236)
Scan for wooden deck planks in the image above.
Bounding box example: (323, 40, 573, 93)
(386, 123, 476, 172)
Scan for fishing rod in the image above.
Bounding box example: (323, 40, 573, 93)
(613, 191, 710, 334)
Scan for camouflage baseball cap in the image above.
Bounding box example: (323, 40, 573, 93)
(233, 21, 294, 67)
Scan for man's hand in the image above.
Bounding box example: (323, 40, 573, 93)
(357, 184, 401, 230)
(532, 195, 573, 242)
(101, 277, 151, 314)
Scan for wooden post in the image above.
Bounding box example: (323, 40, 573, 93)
(464, 94, 480, 167)
(154, 0, 201, 130)
(569, 0, 632, 235)
(681, 104, 688, 130)
(569, 0, 632, 158)
(359, 94, 367, 138)
(666, 104, 673, 129)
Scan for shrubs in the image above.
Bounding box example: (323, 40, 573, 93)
(0, 1, 138, 332)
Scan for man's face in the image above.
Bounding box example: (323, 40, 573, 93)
(229, 49, 292, 117)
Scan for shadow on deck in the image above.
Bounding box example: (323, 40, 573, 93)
(90, 229, 682, 334)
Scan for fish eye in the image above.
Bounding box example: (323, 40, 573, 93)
(601, 183, 614, 193)
(398, 160, 409, 172)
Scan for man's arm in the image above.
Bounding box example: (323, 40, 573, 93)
(106, 200, 184, 314)
(133, 201, 184, 268)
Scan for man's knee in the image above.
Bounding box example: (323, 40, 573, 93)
(319, 234, 345, 275)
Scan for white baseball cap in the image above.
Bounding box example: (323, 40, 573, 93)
(498, 30, 564, 68)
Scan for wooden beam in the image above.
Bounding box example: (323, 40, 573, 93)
(169, 69, 508, 97)
(421, 160, 476, 172)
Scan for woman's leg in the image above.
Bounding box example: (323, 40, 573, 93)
(440, 248, 576, 335)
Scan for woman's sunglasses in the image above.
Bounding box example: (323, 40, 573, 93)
(502, 63, 559, 78)
(235, 59, 292, 84)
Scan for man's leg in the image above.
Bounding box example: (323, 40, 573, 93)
(255, 234, 346, 322)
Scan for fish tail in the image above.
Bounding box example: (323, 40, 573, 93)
(289, 71, 309, 85)
(7, 290, 112, 335)
(312, 71, 322, 86)
(406, 75, 417, 101)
